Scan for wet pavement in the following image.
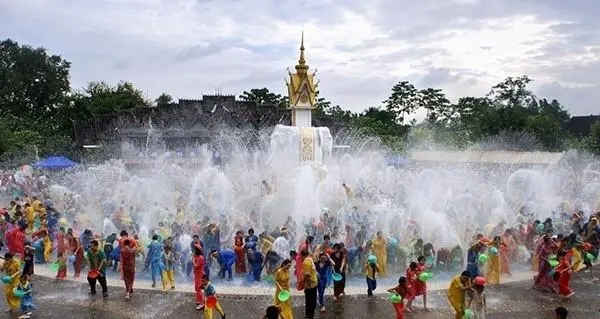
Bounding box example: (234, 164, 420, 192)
(2, 272, 600, 319)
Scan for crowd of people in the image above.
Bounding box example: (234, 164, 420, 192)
(0, 171, 595, 319)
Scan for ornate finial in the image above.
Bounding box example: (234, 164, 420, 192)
(295, 31, 309, 74)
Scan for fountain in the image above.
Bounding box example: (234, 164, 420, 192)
(264, 32, 334, 230)
(28, 34, 600, 296)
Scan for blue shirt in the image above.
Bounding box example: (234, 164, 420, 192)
(250, 250, 263, 266)
(467, 248, 477, 264)
(80, 234, 91, 250)
(315, 260, 332, 282)
(245, 235, 258, 250)
(217, 249, 236, 265)
(204, 283, 216, 296)
(147, 241, 163, 262)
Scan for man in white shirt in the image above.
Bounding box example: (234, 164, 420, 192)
(272, 231, 290, 260)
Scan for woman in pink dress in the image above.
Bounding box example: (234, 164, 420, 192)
(533, 235, 556, 292)
(192, 244, 205, 310)
(55, 227, 67, 257)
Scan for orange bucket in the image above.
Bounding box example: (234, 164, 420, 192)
(88, 269, 100, 279)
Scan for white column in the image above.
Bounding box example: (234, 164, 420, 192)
(293, 109, 312, 127)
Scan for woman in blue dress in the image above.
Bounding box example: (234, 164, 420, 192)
(315, 252, 336, 313)
(466, 242, 485, 279)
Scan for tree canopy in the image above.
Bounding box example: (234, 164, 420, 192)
(1, 37, 599, 166)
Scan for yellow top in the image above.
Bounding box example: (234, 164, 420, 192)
(32, 200, 42, 211)
(447, 275, 466, 299)
(364, 262, 380, 280)
(2, 259, 21, 285)
(275, 267, 290, 291)
(260, 238, 273, 255)
(372, 237, 386, 252)
(286, 31, 317, 109)
(25, 206, 35, 222)
(302, 257, 318, 289)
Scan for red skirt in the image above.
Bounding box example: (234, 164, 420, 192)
(393, 302, 405, 319)
(234, 246, 246, 273)
(56, 267, 67, 279)
(557, 271, 573, 296)
(413, 279, 427, 296)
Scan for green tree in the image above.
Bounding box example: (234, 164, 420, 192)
(420, 88, 451, 123)
(383, 81, 420, 123)
(477, 76, 541, 143)
(487, 75, 535, 109)
(0, 129, 45, 166)
(526, 114, 562, 150)
(313, 91, 354, 121)
(450, 97, 494, 141)
(155, 93, 173, 106)
(0, 39, 71, 129)
(536, 98, 570, 126)
(589, 122, 600, 155)
(66, 81, 150, 122)
(238, 88, 287, 108)
(351, 107, 409, 152)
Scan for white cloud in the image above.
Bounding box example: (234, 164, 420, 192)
(1, 0, 599, 116)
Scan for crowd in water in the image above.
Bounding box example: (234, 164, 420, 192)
(0, 172, 595, 319)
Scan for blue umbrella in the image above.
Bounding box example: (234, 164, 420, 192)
(31, 156, 78, 169)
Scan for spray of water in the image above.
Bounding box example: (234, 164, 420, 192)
(45, 121, 599, 257)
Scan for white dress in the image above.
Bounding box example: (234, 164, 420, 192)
(469, 291, 486, 319)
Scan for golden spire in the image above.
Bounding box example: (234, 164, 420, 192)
(295, 31, 309, 74)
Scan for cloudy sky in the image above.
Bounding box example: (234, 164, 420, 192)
(1, 0, 599, 116)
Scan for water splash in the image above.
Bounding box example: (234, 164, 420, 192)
(47, 126, 600, 255)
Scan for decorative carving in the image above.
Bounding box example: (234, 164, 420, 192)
(300, 127, 315, 161)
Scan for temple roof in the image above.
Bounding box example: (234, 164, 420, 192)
(294, 31, 309, 74)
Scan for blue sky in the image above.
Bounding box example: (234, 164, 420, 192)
(1, 0, 599, 118)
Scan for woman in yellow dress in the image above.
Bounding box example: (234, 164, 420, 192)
(42, 229, 53, 263)
(372, 231, 387, 277)
(274, 259, 293, 319)
(447, 271, 472, 319)
(486, 236, 502, 285)
(1, 252, 22, 312)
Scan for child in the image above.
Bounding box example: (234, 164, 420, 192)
(364, 255, 380, 296)
(555, 306, 568, 318)
(201, 274, 226, 319)
(387, 276, 409, 319)
(556, 250, 575, 298)
(55, 252, 67, 280)
(162, 245, 176, 292)
(18, 274, 36, 314)
(413, 256, 428, 310)
(23, 243, 34, 276)
(404, 261, 418, 312)
(467, 277, 486, 319)
(263, 305, 282, 319)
